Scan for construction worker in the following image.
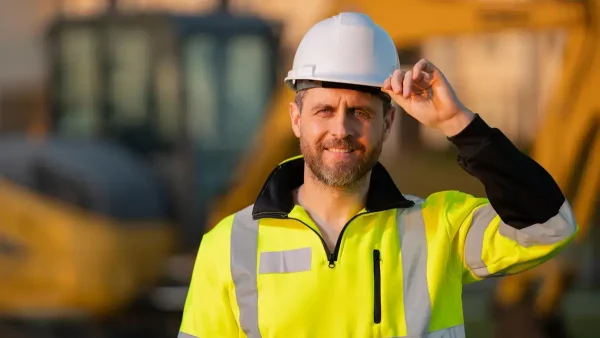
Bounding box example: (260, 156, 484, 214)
(178, 12, 577, 338)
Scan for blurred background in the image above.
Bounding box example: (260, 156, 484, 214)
(0, 0, 598, 337)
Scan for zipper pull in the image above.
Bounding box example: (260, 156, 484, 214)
(328, 254, 336, 268)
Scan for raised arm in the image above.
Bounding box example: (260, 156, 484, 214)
(381, 58, 577, 283)
(446, 114, 577, 283)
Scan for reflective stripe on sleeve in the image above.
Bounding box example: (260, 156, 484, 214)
(464, 200, 576, 278)
(498, 200, 576, 247)
(177, 332, 198, 338)
(398, 203, 432, 336)
(464, 205, 497, 278)
(230, 205, 262, 338)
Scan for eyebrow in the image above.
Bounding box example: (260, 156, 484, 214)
(311, 103, 374, 112)
(311, 103, 335, 112)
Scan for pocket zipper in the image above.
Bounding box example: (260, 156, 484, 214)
(373, 249, 382, 324)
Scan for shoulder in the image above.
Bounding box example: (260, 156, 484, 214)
(402, 192, 467, 207)
(418, 191, 490, 229)
(403, 194, 426, 205)
(200, 204, 255, 254)
(424, 190, 488, 207)
(191, 205, 255, 283)
(404, 191, 489, 213)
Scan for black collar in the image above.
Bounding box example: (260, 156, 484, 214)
(252, 156, 415, 218)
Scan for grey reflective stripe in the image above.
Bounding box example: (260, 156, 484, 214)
(464, 201, 577, 278)
(230, 205, 262, 338)
(259, 247, 312, 274)
(398, 203, 431, 336)
(499, 200, 577, 247)
(177, 332, 198, 338)
(464, 205, 497, 278)
(387, 324, 465, 338)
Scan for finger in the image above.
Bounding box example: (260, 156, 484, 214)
(403, 70, 413, 98)
(413, 69, 423, 83)
(382, 76, 392, 91)
(413, 69, 431, 83)
(391, 69, 404, 95)
(414, 71, 433, 88)
(413, 59, 432, 76)
(413, 58, 437, 78)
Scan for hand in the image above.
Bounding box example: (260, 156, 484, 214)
(382, 58, 475, 137)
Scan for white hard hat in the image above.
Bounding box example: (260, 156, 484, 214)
(285, 12, 400, 91)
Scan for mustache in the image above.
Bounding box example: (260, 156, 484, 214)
(320, 138, 363, 151)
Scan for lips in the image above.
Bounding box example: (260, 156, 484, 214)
(326, 148, 354, 153)
(322, 139, 360, 153)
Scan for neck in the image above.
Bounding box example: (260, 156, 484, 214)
(296, 165, 370, 228)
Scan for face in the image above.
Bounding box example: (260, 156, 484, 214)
(290, 87, 395, 188)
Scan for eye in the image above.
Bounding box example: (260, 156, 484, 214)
(317, 108, 334, 115)
(354, 110, 371, 119)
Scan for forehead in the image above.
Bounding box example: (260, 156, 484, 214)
(302, 87, 381, 109)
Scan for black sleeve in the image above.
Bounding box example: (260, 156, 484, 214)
(447, 114, 565, 230)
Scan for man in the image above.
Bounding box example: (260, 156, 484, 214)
(178, 12, 577, 338)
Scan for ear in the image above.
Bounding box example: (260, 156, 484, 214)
(382, 106, 396, 142)
(290, 101, 302, 138)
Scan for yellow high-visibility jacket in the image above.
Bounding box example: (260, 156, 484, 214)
(179, 115, 577, 338)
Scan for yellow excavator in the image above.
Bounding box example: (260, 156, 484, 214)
(0, 0, 598, 337)
(0, 1, 282, 336)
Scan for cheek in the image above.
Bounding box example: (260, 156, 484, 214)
(361, 124, 384, 148)
(304, 119, 327, 134)
(300, 121, 327, 143)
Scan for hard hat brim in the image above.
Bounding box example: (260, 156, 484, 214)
(285, 77, 392, 103)
(284, 74, 390, 91)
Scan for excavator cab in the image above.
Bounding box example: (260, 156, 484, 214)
(0, 8, 281, 327)
(46, 9, 281, 249)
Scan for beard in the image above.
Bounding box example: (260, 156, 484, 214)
(300, 135, 383, 189)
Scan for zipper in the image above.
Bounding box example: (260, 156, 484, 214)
(329, 212, 373, 265)
(254, 211, 336, 267)
(255, 203, 411, 268)
(324, 200, 413, 265)
(373, 249, 382, 324)
(255, 211, 373, 268)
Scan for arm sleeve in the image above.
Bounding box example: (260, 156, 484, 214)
(445, 114, 578, 284)
(179, 226, 239, 337)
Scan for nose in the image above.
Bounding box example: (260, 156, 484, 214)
(330, 108, 353, 138)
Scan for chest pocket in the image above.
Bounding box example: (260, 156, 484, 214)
(259, 247, 312, 274)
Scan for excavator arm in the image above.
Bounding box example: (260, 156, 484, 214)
(350, 0, 585, 44)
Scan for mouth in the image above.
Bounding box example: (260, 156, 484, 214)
(325, 147, 356, 154)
